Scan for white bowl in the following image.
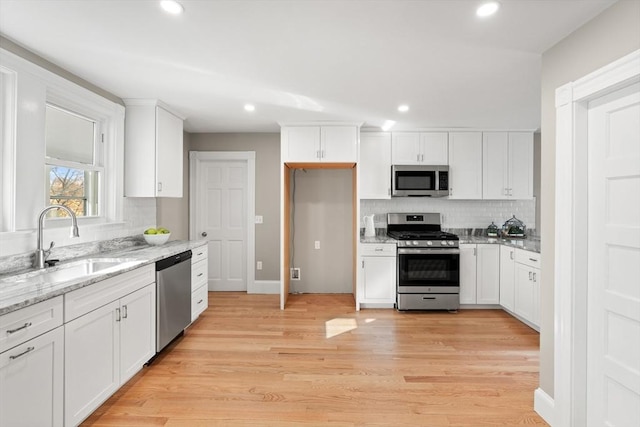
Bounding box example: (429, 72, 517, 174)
(143, 232, 171, 246)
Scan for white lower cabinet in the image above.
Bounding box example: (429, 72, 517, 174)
(191, 245, 209, 321)
(459, 244, 500, 305)
(513, 249, 541, 329)
(0, 326, 64, 427)
(358, 243, 396, 308)
(64, 266, 156, 427)
(499, 246, 516, 312)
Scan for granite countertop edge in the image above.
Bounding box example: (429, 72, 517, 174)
(0, 240, 207, 316)
(359, 234, 541, 253)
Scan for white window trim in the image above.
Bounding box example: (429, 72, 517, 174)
(0, 48, 125, 233)
(0, 65, 17, 232)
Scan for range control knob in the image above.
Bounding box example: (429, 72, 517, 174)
(427, 241, 433, 246)
(412, 241, 419, 246)
(441, 241, 448, 246)
(448, 241, 455, 246)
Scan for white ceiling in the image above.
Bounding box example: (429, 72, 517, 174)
(0, 0, 617, 133)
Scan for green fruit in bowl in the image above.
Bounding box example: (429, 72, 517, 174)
(144, 228, 157, 235)
(160, 229, 170, 234)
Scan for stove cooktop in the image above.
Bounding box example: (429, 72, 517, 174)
(387, 231, 459, 241)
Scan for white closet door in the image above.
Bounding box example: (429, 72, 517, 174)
(586, 81, 640, 427)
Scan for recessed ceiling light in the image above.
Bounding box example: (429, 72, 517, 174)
(381, 120, 396, 131)
(398, 105, 410, 113)
(244, 104, 256, 112)
(477, 1, 500, 17)
(160, 0, 184, 15)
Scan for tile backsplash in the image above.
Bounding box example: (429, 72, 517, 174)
(360, 198, 536, 230)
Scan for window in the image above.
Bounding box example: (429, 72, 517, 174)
(45, 104, 103, 218)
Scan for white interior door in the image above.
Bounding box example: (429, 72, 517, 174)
(191, 152, 256, 293)
(586, 81, 640, 426)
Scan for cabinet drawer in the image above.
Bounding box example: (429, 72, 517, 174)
(0, 296, 63, 353)
(191, 285, 208, 321)
(191, 260, 208, 291)
(192, 245, 208, 265)
(515, 249, 541, 269)
(64, 264, 155, 322)
(360, 243, 396, 256)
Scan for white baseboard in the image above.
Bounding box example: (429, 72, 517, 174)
(534, 387, 555, 426)
(248, 280, 280, 294)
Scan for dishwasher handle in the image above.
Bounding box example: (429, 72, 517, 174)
(156, 250, 193, 271)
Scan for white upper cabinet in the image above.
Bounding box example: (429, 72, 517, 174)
(448, 132, 483, 199)
(483, 132, 533, 199)
(124, 100, 184, 197)
(359, 132, 391, 199)
(282, 125, 358, 163)
(391, 132, 448, 165)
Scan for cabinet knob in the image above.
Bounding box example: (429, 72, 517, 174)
(201, 232, 208, 237)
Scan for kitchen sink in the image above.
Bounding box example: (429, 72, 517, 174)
(9, 258, 144, 285)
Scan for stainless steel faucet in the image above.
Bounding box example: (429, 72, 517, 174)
(34, 205, 80, 269)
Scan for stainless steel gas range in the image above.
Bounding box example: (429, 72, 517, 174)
(387, 213, 460, 311)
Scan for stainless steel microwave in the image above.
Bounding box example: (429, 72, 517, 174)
(391, 165, 449, 197)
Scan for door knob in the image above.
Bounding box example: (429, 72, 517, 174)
(201, 232, 207, 237)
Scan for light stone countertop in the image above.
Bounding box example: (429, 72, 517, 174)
(0, 240, 207, 316)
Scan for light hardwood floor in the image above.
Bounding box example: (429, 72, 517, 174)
(83, 293, 548, 426)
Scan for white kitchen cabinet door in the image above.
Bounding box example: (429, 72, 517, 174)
(507, 132, 534, 199)
(482, 132, 509, 199)
(449, 132, 483, 199)
(155, 106, 184, 197)
(476, 244, 500, 304)
(119, 284, 156, 384)
(124, 101, 184, 197)
(459, 244, 477, 304)
(420, 132, 448, 165)
(391, 132, 448, 165)
(65, 300, 120, 427)
(321, 126, 358, 162)
(0, 326, 64, 427)
(359, 132, 391, 199)
(391, 132, 421, 164)
(499, 245, 516, 312)
(361, 256, 396, 303)
(514, 263, 540, 328)
(282, 126, 321, 162)
(482, 132, 533, 200)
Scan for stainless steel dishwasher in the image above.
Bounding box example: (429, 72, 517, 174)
(156, 250, 192, 352)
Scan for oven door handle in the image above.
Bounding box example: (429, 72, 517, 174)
(397, 248, 460, 255)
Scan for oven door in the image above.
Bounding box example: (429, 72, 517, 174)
(397, 248, 460, 293)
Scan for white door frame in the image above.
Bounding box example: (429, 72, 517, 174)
(551, 49, 640, 427)
(189, 151, 256, 293)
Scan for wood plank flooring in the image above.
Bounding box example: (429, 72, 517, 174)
(83, 293, 548, 426)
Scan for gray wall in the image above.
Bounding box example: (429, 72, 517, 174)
(539, 0, 640, 398)
(290, 168, 353, 293)
(533, 132, 541, 234)
(188, 133, 281, 281)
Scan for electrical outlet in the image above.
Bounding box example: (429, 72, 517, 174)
(255, 215, 263, 224)
(290, 268, 301, 280)
(256, 261, 262, 270)
(314, 240, 320, 249)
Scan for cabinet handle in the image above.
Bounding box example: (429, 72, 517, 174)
(122, 305, 128, 319)
(421, 154, 424, 162)
(197, 252, 203, 256)
(510, 251, 514, 260)
(158, 182, 163, 192)
(6, 322, 32, 334)
(198, 299, 204, 304)
(197, 273, 204, 277)
(321, 150, 325, 159)
(116, 308, 121, 322)
(374, 248, 383, 252)
(473, 248, 477, 256)
(533, 272, 537, 282)
(529, 271, 533, 281)
(449, 188, 453, 196)
(9, 346, 35, 360)
(529, 258, 538, 262)
(201, 232, 208, 237)
(316, 150, 321, 159)
(362, 260, 365, 268)
(417, 154, 420, 162)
